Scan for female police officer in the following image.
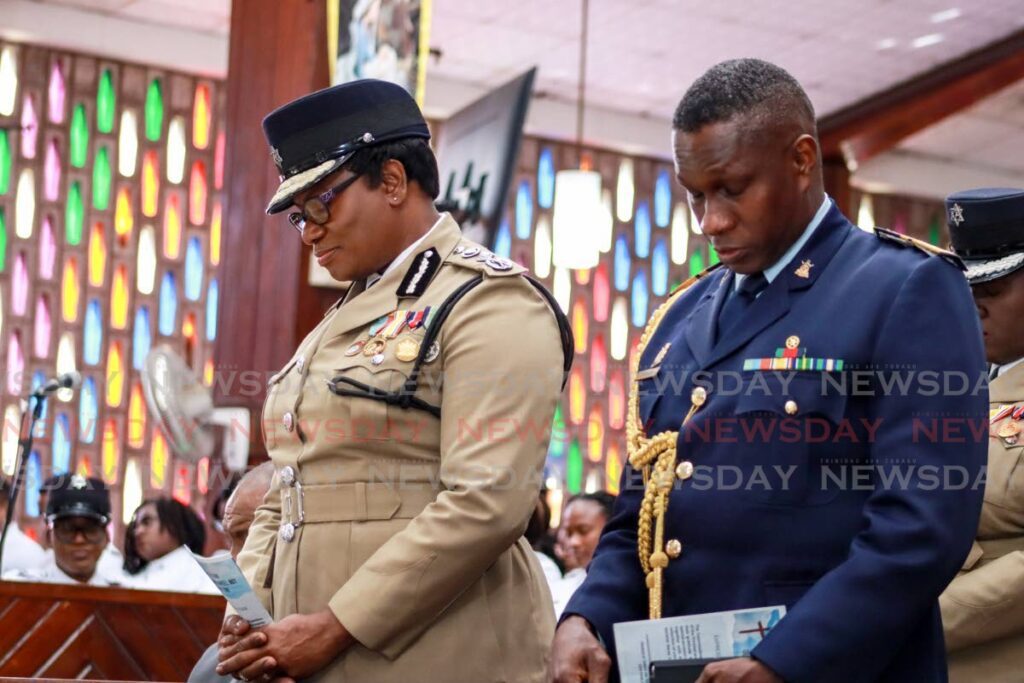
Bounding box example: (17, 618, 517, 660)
(216, 80, 570, 683)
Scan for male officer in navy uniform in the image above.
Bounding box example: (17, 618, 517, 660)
(549, 59, 987, 683)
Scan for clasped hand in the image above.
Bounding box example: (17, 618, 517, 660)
(216, 610, 355, 682)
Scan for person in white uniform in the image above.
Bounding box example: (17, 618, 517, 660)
(0, 479, 47, 574)
(123, 497, 217, 594)
(3, 474, 128, 586)
(36, 474, 125, 579)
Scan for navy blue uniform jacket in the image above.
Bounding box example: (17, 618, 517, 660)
(564, 206, 988, 683)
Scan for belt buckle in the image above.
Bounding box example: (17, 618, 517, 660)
(278, 465, 305, 543)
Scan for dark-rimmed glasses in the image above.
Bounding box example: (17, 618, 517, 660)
(287, 172, 362, 233)
(52, 518, 107, 544)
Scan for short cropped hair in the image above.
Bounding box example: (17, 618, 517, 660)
(344, 137, 440, 199)
(673, 58, 816, 135)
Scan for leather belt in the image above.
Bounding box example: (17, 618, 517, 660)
(276, 465, 439, 542)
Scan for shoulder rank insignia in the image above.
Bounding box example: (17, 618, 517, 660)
(397, 247, 441, 299)
(874, 227, 963, 270)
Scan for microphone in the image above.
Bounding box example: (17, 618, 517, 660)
(32, 371, 82, 397)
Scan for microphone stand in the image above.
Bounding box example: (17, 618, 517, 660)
(0, 391, 48, 571)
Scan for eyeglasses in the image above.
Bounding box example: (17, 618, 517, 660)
(287, 173, 362, 233)
(52, 519, 106, 544)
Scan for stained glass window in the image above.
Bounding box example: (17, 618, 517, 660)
(515, 181, 533, 239)
(70, 104, 88, 168)
(614, 235, 630, 291)
(84, 299, 103, 364)
(80, 377, 98, 443)
(634, 201, 651, 258)
(537, 148, 555, 209)
(92, 146, 112, 210)
(193, 84, 212, 149)
(48, 61, 66, 124)
(119, 110, 138, 177)
(0, 40, 225, 527)
(44, 140, 61, 201)
(66, 181, 84, 244)
(15, 169, 35, 238)
(159, 272, 177, 335)
(96, 69, 115, 134)
(21, 95, 38, 159)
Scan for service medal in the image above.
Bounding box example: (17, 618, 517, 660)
(363, 338, 387, 358)
(396, 338, 420, 362)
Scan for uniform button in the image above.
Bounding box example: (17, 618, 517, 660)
(280, 465, 295, 486)
(784, 400, 798, 415)
(283, 412, 295, 432)
(665, 539, 682, 559)
(295, 355, 305, 373)
(691, 387, 707, 407)
(675, 461, 694, 480)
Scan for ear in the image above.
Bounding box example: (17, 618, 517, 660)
(792, 134, 819, 190)
(380, 158, 409, 204)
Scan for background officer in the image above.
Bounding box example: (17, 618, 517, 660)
(4, 475, 126, 586)
(942, 187, 1024, 681)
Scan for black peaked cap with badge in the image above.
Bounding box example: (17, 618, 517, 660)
(45, 474, 111, 524)
(947, 187, 1024, 285)
(262, 79, 431, 215)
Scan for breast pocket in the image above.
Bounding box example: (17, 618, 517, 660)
(733, 373, 847, 506)
(330, 362, 411, 442)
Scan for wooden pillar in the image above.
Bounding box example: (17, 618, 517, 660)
(213, 0, 329, 457)
(822, 154, 852, 220)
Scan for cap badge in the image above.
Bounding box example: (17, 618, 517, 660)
(949, 203, 965, 227)
(70, 474, 87, 489)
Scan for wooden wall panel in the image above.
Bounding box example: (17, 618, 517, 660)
(0, 581, 223, 681)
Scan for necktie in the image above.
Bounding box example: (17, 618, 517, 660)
(717, 272, 768, 341)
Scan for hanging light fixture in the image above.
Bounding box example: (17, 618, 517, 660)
(551, 0, 601, 269)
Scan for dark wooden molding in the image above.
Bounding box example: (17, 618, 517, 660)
(819, 28, 1024, 165)
(213, 0, 330, 458)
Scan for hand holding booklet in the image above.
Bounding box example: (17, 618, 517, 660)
(613, 605, 786, 683)
(189, 550, 273, 627)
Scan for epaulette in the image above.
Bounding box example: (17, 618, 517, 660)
(874, 227, 964, 270)
(669, 261, 724, 296)
(447, 243, 525, 278)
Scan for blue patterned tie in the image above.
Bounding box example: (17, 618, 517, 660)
(717, 272, 768, 341)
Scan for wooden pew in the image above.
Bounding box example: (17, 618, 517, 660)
(0, 581, 225, 681)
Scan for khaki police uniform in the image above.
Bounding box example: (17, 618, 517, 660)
(942, 361, 1024, 682)
(236, 214, 566, 682)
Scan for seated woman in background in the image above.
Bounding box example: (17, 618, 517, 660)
(551, 492, 615, 619)
(123, 497, 217, 594)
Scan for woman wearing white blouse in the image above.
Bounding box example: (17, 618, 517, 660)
(123, 497, 217, 594)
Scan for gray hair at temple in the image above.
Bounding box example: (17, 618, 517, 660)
(672, 58, 817, 137)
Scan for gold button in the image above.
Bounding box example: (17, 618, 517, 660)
(283, 412, 295, 432)
(784, 400, 798, 415)
(665, 539, 682, 559)
(785, 335, 800, 350)
(691, 386, 707, 407)
(675, 461, 694, 480)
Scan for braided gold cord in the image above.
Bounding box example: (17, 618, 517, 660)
(626, 274, 707, 619)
